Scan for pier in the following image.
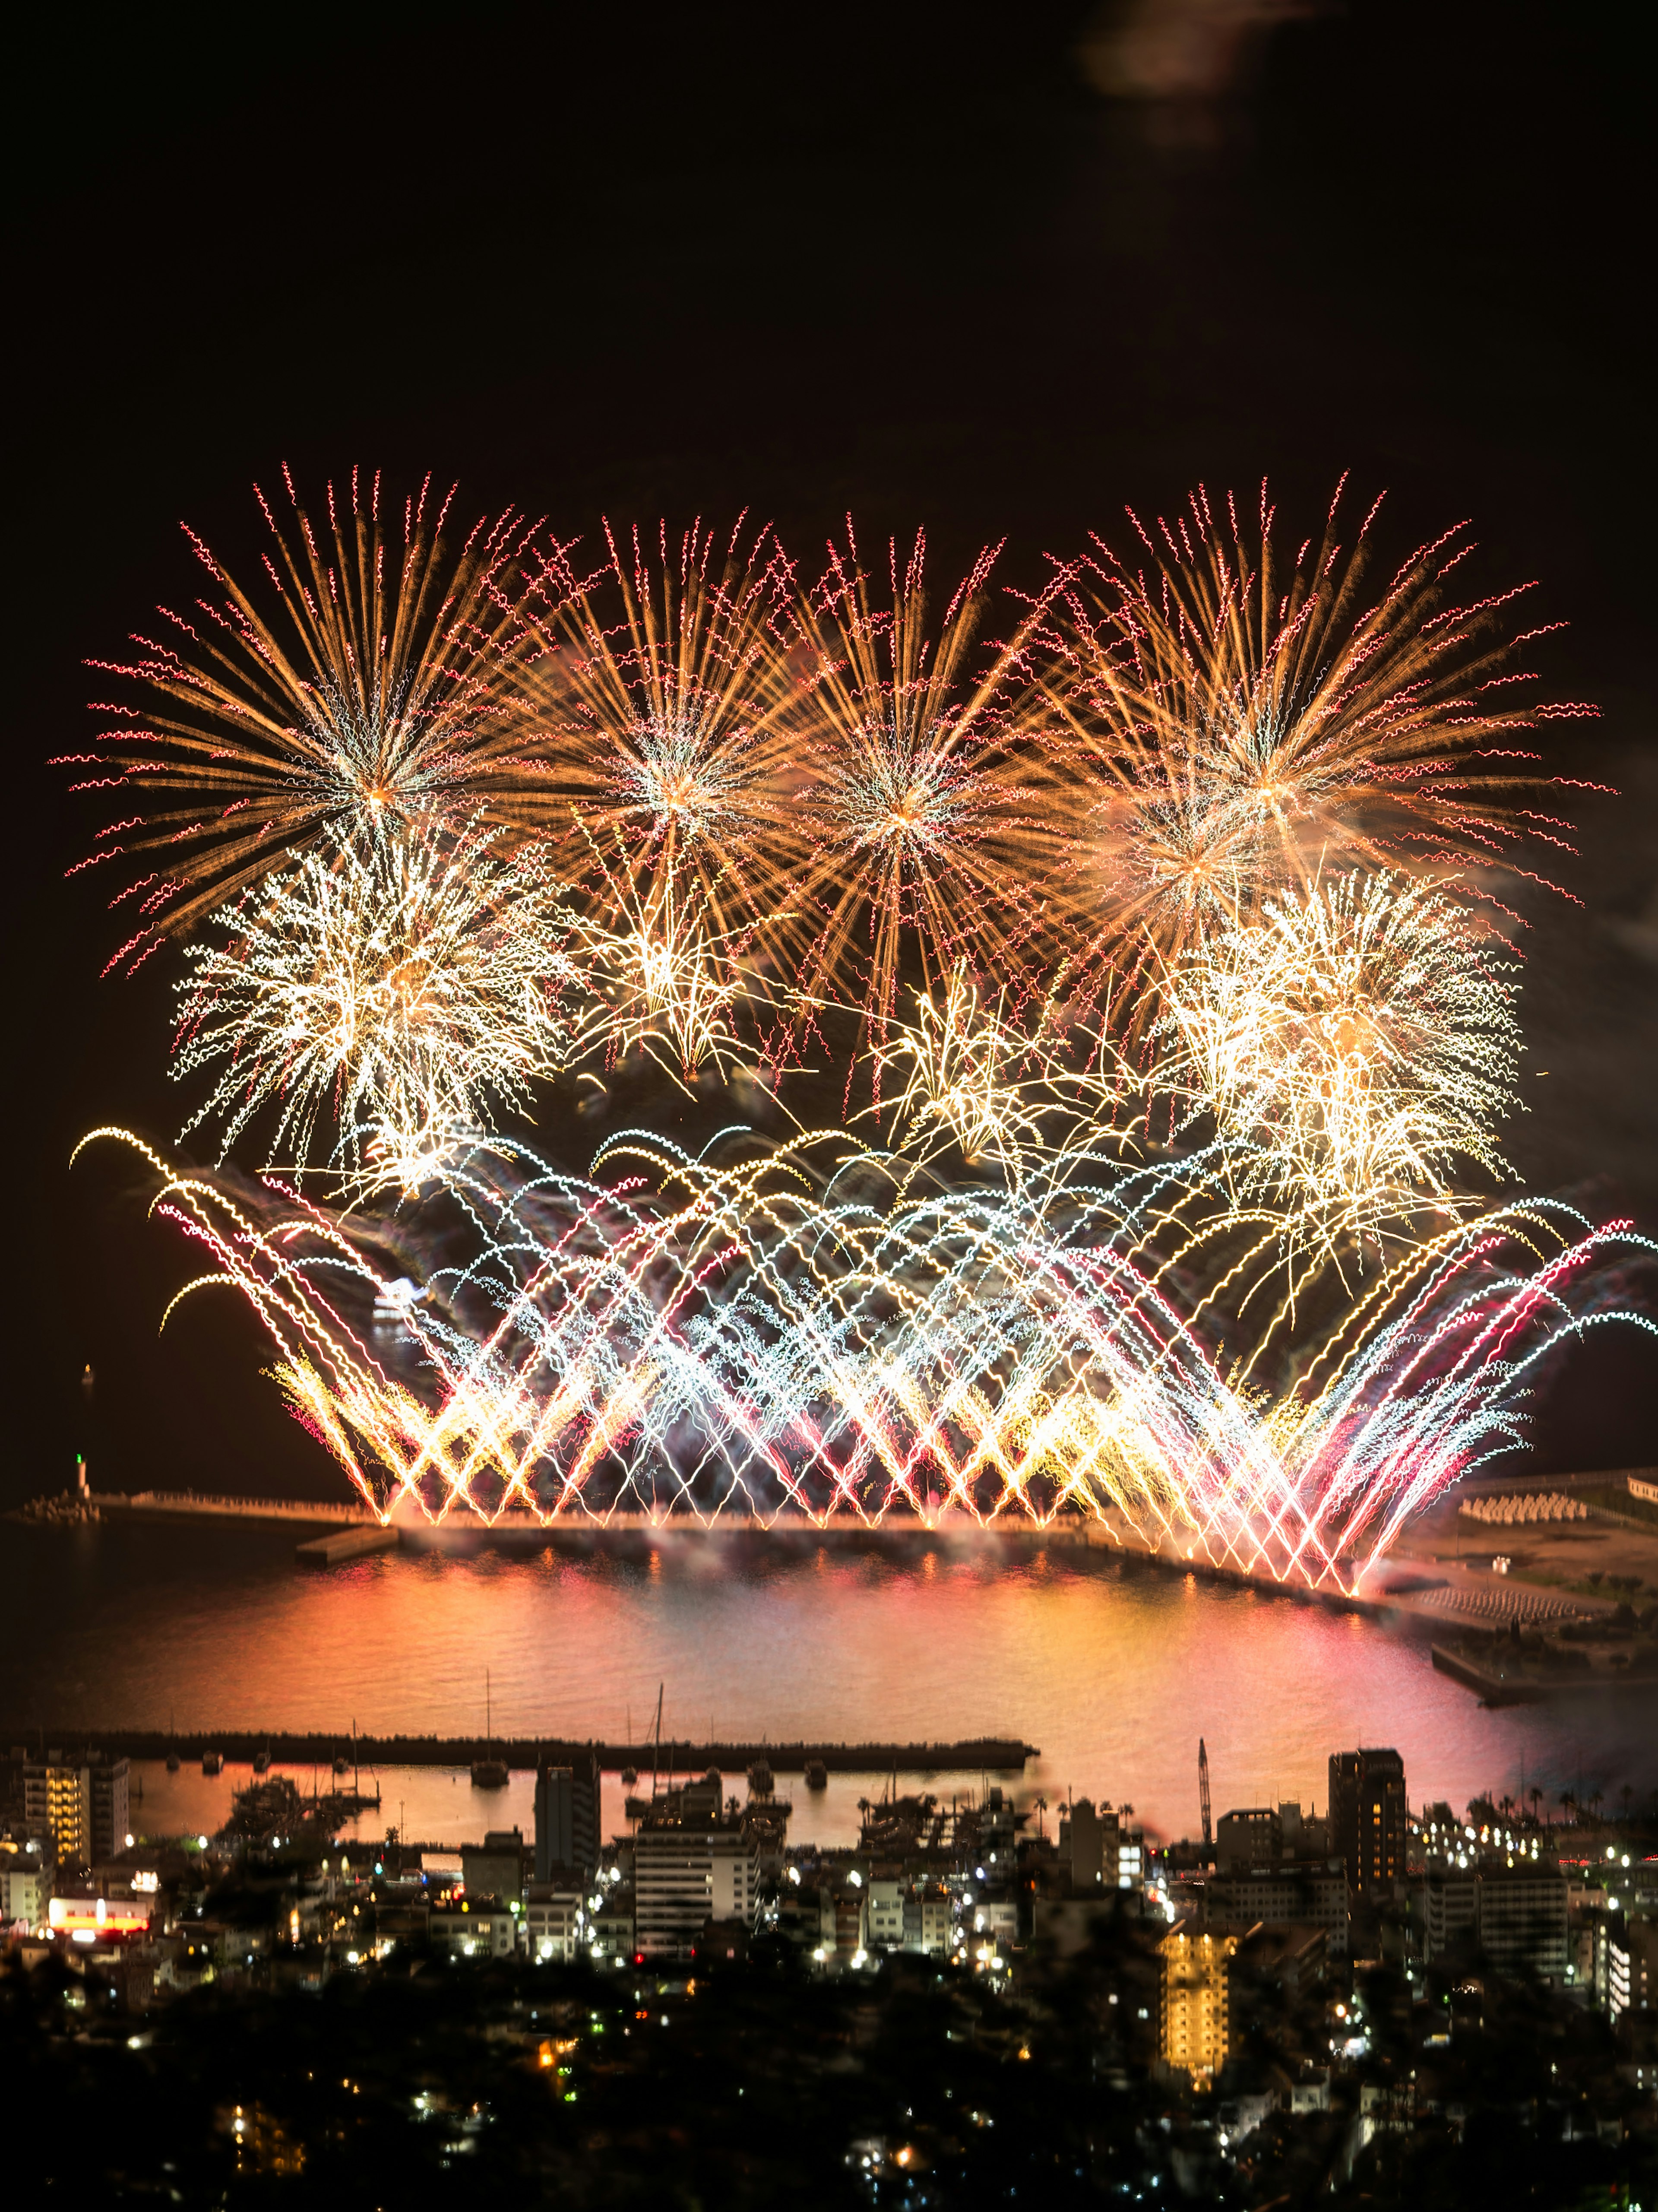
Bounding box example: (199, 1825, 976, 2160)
(0, 1728, 1037, 1775)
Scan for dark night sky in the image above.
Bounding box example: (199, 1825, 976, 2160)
(6, 0, 1654, 1505)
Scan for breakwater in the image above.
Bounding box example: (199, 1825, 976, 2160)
(0, 1729, 1036, 1775)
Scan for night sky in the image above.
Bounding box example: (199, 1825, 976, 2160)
(9, 0, 1654, 1505)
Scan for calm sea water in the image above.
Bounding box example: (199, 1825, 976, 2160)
(3, 1519, 1653, 1850)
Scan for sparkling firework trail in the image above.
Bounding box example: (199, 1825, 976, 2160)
(75, 1128, 1655, 1594)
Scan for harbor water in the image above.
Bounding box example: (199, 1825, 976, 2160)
(2, 1516, 1654, 1850)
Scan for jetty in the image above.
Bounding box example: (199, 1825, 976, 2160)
(0, 1728, 1037, 1776)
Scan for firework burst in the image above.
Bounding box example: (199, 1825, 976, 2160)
(514, 518, 812, 978)
(787, 527, 1061, 1042)
(1038, 478, 1598, 1024)
(1152, 870, 1523, 1246)
(63, 469, 552, 969)
(172, 821, 587, 1190)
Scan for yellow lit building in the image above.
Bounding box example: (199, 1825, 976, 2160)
(22, 1752, 130, 1867)
(1158, 1926, 1238, 2083)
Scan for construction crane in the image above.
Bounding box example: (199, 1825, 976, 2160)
(1198, 1737, 1212, 1851)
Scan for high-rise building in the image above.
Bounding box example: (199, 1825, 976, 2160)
(535, 1749, 600, 1881)
(1328, 1749, 1405, 1900)
(634, 1815, 761, 1956)
(23, 1751, 130, 1867)
(1158, 1927, 1238, 2083)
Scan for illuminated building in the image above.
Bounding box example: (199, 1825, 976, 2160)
(524, 1882, 585, 1963)
(1057, 1796, 1142, 1890)
(867, 1874, 906, 1949)
(535, 1751, 601, 1881)
(635, 1816, 761, 1958)
(229, 2103, 305, 2179)
(1116, 1825, 1145, 1892)
(629, 1772, 762, 1957)
(1594, 1917, 1658, 2019)
(47, 1894, 152, 1944)
(1, 1859, 50, 1926)
(429, 1903, 517, 1959)
(1158, 1926, 1238, 2084)
(23, 1751, 130, 1867)
(902, 1885, 953, 1954)
(1328, 1749, 1405, 1900)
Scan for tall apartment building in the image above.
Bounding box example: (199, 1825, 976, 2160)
(1159, 1927, 1239, 2083)
(1418, 1860, 1568, 1982)
(23, 1751, 130, 1867)
(534, 1749, 601, 1881)
(634, 1817, 760, 1956)
(1329, 1749, 1405, 1900)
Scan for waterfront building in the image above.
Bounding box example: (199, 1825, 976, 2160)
(967, 1893, 1019, 1955)
(534, 1749, 601, 1880)
(587, 1882, 635, 1965)
(818, 1875, 867, 1960)
(867, 1873, 905, 1949)
(1329, 1749, 1405, 1900)
(1158, 1926, 1238, 2084)
(22, 1751, 129, 1867)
